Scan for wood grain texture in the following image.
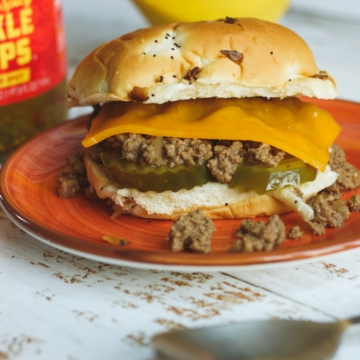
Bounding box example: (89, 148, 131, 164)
(0, 211, 340, 360)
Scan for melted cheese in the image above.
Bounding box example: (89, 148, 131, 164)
(83, 97, 341, 171)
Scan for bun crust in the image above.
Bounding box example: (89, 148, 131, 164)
(68, 18, 337, 106)
(84, 151, 291, 220)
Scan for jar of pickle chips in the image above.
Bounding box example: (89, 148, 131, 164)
(0, 0, 67, 162)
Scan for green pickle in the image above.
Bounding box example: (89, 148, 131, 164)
(0, 80, 67, 163)
(101, 152, 317, 194)
(229, 157, 317, 193)
(100, 152, 214, 192)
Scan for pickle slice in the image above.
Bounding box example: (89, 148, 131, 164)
(229, 157, 317, 193)
(100, 152, 213, 192)
(100, 152, 317, 194)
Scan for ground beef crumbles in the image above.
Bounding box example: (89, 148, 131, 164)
(207, 141, 245, 183)
(307, 192, 350, 235)
(348, 194, 360, 212)
(57, 151, 88, 198)
(328, 144, 360, 191)
(167, 209, 215, 253)
(243, 141, 286, 167)
(230, 215, 286, 252)
(288, 225, 303, 240)
(304, 144, 360, 235)
(107, 134, 213, 167)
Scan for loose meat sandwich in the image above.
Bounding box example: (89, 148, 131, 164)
(67, 17, 342, 221)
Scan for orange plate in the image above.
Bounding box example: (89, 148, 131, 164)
(1, 99, 360, 270)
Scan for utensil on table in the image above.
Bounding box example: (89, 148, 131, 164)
(152, 315, 360, 360)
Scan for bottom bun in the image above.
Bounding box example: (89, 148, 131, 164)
(84, 151, 292, 220)
(114, 196, 292, 220)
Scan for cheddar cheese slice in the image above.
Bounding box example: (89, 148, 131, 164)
(82, 97, 341, 171)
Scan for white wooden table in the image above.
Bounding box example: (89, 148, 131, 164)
(1, 1, 360, 359)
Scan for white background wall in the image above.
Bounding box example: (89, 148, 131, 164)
(290, 0, 360, 21)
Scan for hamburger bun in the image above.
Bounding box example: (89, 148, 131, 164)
(68, 17, 337, 107)
(68, 18, 340, 220)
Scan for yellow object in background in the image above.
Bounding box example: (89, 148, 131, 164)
(132, 0, 290, 25)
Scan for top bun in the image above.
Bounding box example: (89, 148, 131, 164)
(68, 17, 337, 106)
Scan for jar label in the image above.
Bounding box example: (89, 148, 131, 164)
(0, 0, 67, 106)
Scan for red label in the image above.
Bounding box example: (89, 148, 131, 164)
(0, 0, 67, 106)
